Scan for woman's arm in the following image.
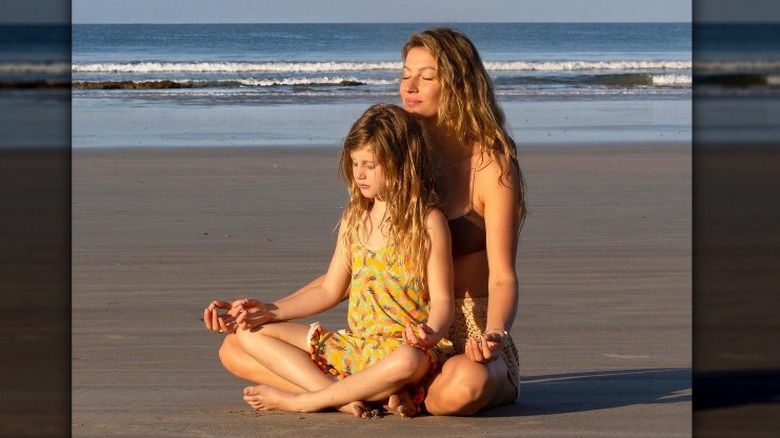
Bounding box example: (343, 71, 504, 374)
(465, 154, 520, 362)
(482, 154, 521, 332)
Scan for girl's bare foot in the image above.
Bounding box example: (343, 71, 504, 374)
(386, 388, 417, 418)
(243, 385, 371, 417)
(243, 384, 304, 412)
(339, 400, 371, 418)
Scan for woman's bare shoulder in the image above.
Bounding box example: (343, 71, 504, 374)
(474, 150, 519, 188)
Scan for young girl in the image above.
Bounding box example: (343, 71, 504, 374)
(209, 103, 453, 416)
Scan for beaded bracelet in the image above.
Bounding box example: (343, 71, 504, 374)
(484, 328, 508, 340)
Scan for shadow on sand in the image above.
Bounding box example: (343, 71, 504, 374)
(480, 368, 691, 417)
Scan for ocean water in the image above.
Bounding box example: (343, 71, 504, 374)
(67, 23, 693, 147)
(693, 23, 780, 144)
(4, 23, 695, 148)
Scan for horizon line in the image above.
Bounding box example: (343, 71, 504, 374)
(10, 19, 699, 25)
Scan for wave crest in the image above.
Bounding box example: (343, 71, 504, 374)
(72, 59, 692, 74)
(71, 77, 395, 89)
(71, 61, 402, 73)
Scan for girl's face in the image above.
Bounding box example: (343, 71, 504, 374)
(350, 145, 386, 200)
(400, 47, 442, 120)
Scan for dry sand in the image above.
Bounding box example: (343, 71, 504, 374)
(71, 143, 692, 437)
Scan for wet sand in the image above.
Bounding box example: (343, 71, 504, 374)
(71, 143, 692, 437)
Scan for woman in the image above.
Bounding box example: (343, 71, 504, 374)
(398, 27, 524, 415)
(206, 27, 526, 416)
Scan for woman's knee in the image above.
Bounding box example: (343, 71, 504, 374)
(445, 355, 491, 388)
(425, 356, 490, 416)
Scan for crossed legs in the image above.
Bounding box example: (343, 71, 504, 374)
(220, 322, 367, 416)
(243, 345, 431, 414)
(217, 322, 425, 416)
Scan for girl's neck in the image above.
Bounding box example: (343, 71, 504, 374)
(362, 199, 389, 248)
(369, 199, 387, 218)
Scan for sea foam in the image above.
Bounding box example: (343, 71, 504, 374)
(72, 60, 692, 74)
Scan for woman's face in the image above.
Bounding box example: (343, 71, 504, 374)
(400, 46, 442, 120)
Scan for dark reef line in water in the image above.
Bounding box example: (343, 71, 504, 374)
(73, 80, 196, 90)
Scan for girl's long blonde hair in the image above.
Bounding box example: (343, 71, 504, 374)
(340, 104, 440, 281)
(403, 27, 527, 229)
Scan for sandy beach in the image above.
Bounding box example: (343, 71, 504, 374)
(71, 143, 692, 437)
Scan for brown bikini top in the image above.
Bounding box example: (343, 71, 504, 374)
(448, 209, 486, 257)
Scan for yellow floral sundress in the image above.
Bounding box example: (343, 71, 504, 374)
(308, 230, 451, 409)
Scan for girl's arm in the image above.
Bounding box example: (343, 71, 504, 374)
(266, 219, 352, 321)
(233, 220, 352, 329)
(404, 208, 454, 348)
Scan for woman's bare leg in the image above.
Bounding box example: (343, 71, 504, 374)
(243, 345, 430, 414)
(423, 354, 517, 416)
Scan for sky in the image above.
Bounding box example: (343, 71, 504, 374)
(68, 0, 693, 24)
(4, 0, 780, 24)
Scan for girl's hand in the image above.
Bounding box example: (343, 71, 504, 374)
(464, 330, 506, 363)
(203, 299, 242, 334)
(402, 323, 439, 349)
(234, 298, 272, 331)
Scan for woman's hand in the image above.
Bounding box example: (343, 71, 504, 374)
(464, 330, 506, 363)
(402, 323, 440, 349)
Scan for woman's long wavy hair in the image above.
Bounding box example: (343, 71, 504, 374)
(339, 103, 441, 281)
(403, 27, 527, 229)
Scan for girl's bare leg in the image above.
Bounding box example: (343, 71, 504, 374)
(216, 275, 328, 392)
(423, 354, 517, 416)
(223, 329, 416, 416)
(228, 322, 369, 416)
(219, 334, 304, 392)
(243, 345, 430, 414)
(234, 322, 328, 388)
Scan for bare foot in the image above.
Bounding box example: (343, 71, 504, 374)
(243, 384, 306, 412)
(338, 400, 371, 418)
(386, 388, 417, 418)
